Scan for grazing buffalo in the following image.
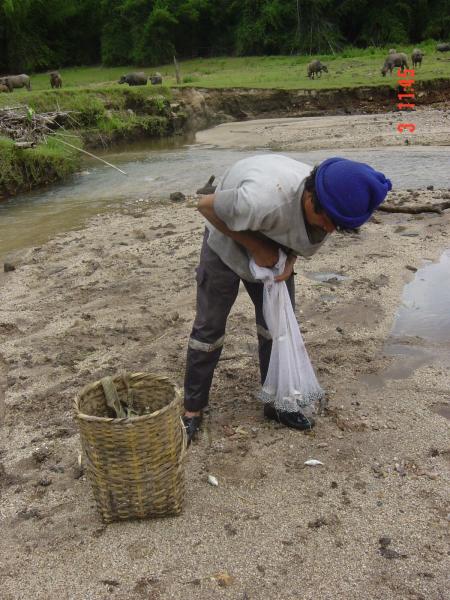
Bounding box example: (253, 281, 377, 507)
(0, 74, 31, 91)
(411, 49, 424, 68)
(50, 71, 62, 89)
(388, 48, 397, 54)
(150, 72, 163, 85)
(436, 43, 450, 52)
(307, 60, 328, 79)
(0, 83, 9, 93)
(381, 53, 409, 76)
(118, 72, 148, 86)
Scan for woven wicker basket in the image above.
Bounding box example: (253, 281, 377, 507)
(74, 372, 186, 523)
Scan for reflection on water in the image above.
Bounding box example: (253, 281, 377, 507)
(1, 132, 450, 259)
(363, 251, 450, 388)
(389, 250, 450, 342)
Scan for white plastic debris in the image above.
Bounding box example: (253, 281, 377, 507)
(304, 459, 324, 467)
(208, 475, 219, 487)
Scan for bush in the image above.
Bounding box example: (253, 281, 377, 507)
(0, 136, 80, 196)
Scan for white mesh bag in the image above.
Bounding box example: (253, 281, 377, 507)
(250, 251, 325, 414)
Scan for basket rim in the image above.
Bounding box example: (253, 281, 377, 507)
(74, 372, 181, 423)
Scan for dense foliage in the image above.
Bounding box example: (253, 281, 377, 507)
(1, 0, 450, 73)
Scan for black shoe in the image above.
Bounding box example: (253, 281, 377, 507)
(182, 415, 202, 446)
(264, 404, 315, 431)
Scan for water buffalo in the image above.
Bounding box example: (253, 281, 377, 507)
(150, 72, 163, 85)
(0, 83, 9, 93)
(411, 49, 424, 68)
(118, 72, 148, 86)
(0, 74, 31, 91)
(50, 71, 62, 89)
(437, 43, 450, 52)
(388, 48, 397, 54)
(307, 60, 328, 79)
(381, 53, 409, 76)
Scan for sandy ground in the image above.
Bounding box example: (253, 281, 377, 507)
(0, 113, 449, 600)
(196, 107, 450, 150)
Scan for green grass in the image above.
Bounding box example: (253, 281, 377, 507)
(168, 44, 449, 89)
(0, 43, 447, 100)
(0, 135, 81, 196)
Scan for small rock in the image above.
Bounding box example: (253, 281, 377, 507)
(4, 263, 15, 272)
(17, 507, 42, 520)
(304, 459, 323, 467)
(37, 476, 52, 487)
(224, 523, 237, 537)
(379, 536, 391, 548)
(213, 572, 234, 587)
(32, 447, 51, 464)
(170, 192, 186, 203)
(331, 481, 338, 489)
(100, 579, 120, 588)
(380, 547, 407, 559)
(405, 265, 417, 272)
(308, 517, 328, 529)
(336, 326, 344, 334)
(208, 474, 219, 486)
(426, 185, 434, 191)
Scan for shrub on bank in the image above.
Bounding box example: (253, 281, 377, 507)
(0, 87, 175, 196)
(95, 113, 170, 141)
(0, 136, 80, 198)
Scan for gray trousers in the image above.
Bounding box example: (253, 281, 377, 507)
(184, 230, 295, 412)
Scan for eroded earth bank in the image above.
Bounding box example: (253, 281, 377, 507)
(0, 113, 449, 600)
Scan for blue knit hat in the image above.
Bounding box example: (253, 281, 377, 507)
(315, 157, 392, 229)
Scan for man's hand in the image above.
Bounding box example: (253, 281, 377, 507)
(274, 253, 297, 282)
(251, 241, 280, 268)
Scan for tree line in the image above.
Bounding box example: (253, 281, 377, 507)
(1, 0, 450, 73)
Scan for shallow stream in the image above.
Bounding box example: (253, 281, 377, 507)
(1, 134, 450, 260)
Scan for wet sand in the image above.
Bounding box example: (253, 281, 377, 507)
(0, 113, 449, 600)
(195, 107, 450, 150)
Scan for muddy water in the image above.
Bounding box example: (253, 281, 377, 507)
(363, 250, 450, 389)
(390, 250, 450, 343)
(1, 133, 450, 260)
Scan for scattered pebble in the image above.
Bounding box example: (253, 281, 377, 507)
(170, 192, 186, 203)
(208, 475, 219, 487)
(304, 459, 323, 466)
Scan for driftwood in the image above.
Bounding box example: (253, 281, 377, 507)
(378, 201, 450, 215)
(0, 106, 74, 143)
(14, 141, 36, 149)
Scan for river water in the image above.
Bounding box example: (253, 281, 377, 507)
(1, 132, 450, 260)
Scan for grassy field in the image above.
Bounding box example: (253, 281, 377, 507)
(2, 42, 448, 94)
(1, 43, 449, 196)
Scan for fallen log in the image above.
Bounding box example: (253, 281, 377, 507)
(378, 201, 450, 214)
(14, 141, 36, 149)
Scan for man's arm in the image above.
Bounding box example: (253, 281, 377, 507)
(198, 194, 297, 279)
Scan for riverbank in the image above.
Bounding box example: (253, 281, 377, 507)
(1, 68, 450, 198)
(1, 181, 449, 598)
(0, 86, 183, 198)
